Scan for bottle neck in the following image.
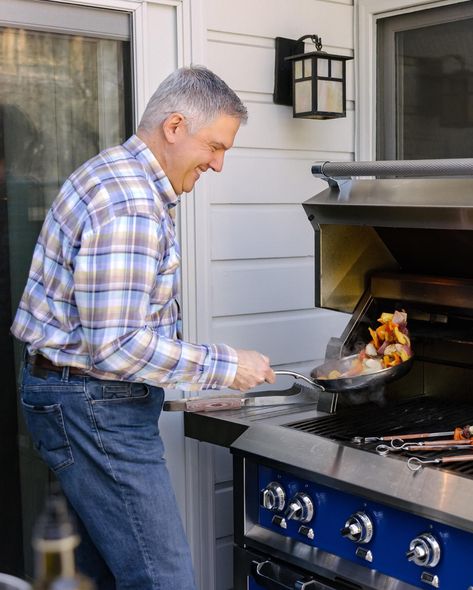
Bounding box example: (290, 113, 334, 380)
(34, 535, 79, 583)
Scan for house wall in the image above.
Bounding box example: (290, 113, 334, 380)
(186, 1, 354, 588)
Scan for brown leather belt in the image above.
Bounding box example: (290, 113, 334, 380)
(27, 353, 88, 377)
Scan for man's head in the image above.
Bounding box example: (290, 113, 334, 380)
(137, 66, 247, 195)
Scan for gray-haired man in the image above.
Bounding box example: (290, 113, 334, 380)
(12, 66, 275, 589)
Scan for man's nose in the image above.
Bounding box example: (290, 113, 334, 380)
(209, 151, 225, 173)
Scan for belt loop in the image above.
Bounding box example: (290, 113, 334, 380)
(61, 366, 70, 382)
(19, 343, 29, 388)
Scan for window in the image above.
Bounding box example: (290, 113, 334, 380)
(377, 1, 473, 159)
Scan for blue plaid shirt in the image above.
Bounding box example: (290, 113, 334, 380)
(11, 135, 238, 391)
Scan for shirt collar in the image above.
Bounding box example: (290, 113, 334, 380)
(123, 134, 180, 209)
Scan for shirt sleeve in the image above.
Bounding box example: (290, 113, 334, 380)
(73, 213, 238, 390)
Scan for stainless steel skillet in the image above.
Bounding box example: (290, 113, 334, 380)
(275, 354, 414, 393)
(163, 355, 414, 412)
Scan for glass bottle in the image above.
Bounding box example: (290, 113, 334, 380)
(32, 487, 95, 590)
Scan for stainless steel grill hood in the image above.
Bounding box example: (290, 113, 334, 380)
(304, 158, 473, 312)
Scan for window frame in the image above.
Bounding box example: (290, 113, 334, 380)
(376, 0, 473, 159)
(0, 0, 131, 40)
(355, 0, 471, 160)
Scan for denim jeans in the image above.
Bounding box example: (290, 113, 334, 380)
(20, 363, 196, 590)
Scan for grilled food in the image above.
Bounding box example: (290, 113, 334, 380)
(321, 310, 412, 379)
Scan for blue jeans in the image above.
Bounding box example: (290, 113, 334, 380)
(20, 363, 196, 590)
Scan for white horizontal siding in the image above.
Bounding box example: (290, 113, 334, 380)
(206, 0, 354, 50)
(212, 309, 350, 366)
(211, 204, 313, 260)
(208, 148, 336, 205)
(236, 101, 355, 153)
(212, 258, 315, 316)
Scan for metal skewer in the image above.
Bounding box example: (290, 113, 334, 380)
(377, 442, 473, 456)
(391, 438, 473, 449)
(353, 432, 453, 444)
(408, 454, 473, 472)
(352, 425, 473, 445)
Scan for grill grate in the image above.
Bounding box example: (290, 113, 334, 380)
(286, 396, 473, 476)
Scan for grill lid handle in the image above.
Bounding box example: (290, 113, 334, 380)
(312, 158, 473, 189)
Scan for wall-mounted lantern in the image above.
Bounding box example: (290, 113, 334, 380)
(273, 35, 353, 119)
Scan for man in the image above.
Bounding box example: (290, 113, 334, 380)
(11, 66, 275, 590)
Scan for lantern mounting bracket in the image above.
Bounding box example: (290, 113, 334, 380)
(273, 35, 323, 106)
(273, 36, 305, 106)
(297, 34, 323, 52)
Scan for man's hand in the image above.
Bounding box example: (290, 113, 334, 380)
(230, 349, 276, 392)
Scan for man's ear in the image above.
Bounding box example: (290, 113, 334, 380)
(162, 113, 186, 144)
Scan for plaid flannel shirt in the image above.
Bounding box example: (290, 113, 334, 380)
(11, 135, 238, 391)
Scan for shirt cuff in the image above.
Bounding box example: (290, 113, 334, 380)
(177, 343, 238, 391)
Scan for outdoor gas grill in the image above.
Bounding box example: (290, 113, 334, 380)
(231, 159, 473, 590)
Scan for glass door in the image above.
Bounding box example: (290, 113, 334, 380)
(377, 1, 473, 159)
(0, 1, 133, 577)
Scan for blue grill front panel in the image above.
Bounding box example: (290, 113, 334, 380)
(258, 465, 473, 589)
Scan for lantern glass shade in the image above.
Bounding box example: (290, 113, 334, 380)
(294, 60, 303, 79)
(331, 60, 343, 78)
(304, 59, 312, 77)
(318, 79, 344, 113)
(294, 79, 312, 113)
(317, 57, 329, 77)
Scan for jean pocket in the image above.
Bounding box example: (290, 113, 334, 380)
(21, 400, 74, 472)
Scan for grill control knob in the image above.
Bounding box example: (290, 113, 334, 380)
(260, 482, 286, 511)
(341, 511, 374, 544)
(284, 492, 314, 523)
(406, 533, 441, 568)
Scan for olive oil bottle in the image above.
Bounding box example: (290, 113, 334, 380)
(32, 487, 95, 590)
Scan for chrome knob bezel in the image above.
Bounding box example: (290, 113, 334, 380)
(260, 482, 286, 512)
(341, 511, 374, 544)
(285, 492, 315, 523)
(407, 533, 441, 568)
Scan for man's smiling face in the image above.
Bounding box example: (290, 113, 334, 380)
(163, 113, 241, 195)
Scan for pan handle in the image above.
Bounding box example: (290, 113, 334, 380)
(273, 370, 325, 391)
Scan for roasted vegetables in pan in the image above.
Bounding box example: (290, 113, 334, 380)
(322, 310, 412, 380)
